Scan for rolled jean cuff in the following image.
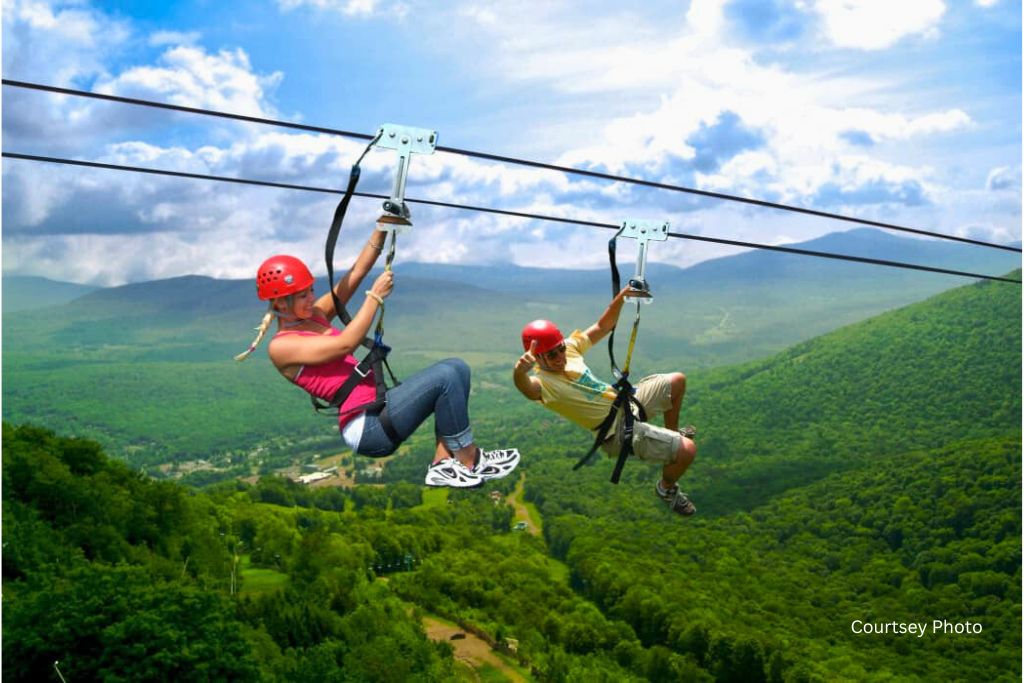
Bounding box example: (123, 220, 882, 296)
(442, 426, 474, 452)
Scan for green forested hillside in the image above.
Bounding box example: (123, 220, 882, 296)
(3, 271, 1020, 681)
(3, 424, 703, 681)
(677, 271, 1022, 515)
(529, 436, 1020, 681)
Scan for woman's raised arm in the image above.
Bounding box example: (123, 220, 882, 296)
(315, 227, 389, 321)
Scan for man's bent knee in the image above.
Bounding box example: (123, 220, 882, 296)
(676, 437, 696, 466)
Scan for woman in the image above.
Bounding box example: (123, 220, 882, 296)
(236, 226, 519, 488)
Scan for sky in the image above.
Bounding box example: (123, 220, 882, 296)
(2, 0, 1021, 286)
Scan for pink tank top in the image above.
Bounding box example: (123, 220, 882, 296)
(274, 316, 377, 429)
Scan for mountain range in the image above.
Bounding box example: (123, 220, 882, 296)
(2, 227, 1019, 468)
(3, 228, 1020, 369)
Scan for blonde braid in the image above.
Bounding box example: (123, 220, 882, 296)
(234, 302, 276, 361)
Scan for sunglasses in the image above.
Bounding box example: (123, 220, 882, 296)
(542, 343, 566, 361)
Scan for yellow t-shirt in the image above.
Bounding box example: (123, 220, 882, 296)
(534, 330, 618, 431)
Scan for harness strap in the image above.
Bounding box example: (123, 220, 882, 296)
(609, 392, 648, 484)
(607, 228, 625, 375)
(574, 229, 647, 483)
(313, 132, 404, 433)
(309, 345, 388, 411)
(572, 375, 648, 482)
(325, 135, 380, 336)
(377, 406, 400, 444)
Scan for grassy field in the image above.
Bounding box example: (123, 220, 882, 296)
(239, 555, 289, 595)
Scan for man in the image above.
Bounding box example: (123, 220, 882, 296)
(513, 286, 697, 516)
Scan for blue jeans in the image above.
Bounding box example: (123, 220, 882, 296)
(355, 358, 474, 457)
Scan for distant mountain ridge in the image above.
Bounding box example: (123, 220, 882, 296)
(2, 275, 101, 313)
(666, 228, 1018, 284)
(5, 227, 1019, 308)
(2, 227, 1019, 370)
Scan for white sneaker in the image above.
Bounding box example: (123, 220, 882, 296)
(473, 448, 520, 481)
(424, 458, 484, 488)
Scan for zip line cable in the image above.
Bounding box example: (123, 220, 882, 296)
(4, 77, 1020, 255)
(4, 151, 1020, 285)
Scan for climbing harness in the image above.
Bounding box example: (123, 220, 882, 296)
(573, 219, 669, 483)
(312, 123, 438, 443)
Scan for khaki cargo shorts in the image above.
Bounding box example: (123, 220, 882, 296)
(599, 373, 681, 464)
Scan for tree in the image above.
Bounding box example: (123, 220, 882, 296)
(4, 565, 259, 682)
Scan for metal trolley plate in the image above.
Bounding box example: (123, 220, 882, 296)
(620, 219, 669, 304)
(375, 123, 438, 233)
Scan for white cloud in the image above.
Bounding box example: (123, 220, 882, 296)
(974, 0, 998, 7)
(813, 0, 946, 50)
(458, 5, 498, 25)
(1, 117, 583, 283)
(149, 30, 201, 46)
(3, 4, 280, 153)
(276, 0, 407, 18)
(428, 2, 677, 96)
(95, 46, 283, 118)
(3, 0, 130, 85)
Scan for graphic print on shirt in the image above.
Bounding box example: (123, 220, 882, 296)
(570, 367, 615, 401)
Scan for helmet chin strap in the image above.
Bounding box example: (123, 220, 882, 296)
(270, 297, 308, 327)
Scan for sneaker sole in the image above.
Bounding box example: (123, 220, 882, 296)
(475, 460, 519, 481)
(424, 476, 484, 489)
(424, 463, 485, 489)
(475, 450, 521, 481)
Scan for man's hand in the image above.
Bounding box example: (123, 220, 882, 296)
(586, 285, 651, 345)
(618, 285, 650, 300)
(515, 339, 539, 375)
(513, 339, 543, 400)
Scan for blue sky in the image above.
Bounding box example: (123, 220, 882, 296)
(2, 0, 1020, 285)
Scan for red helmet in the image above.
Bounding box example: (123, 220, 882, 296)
(521, 319, 564, 355)
(256, 255, 314, 300)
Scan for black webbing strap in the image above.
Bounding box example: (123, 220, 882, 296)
(310, 345, 388, 412)
(606, 228, 625, 375)
(325, 134, 379, 335)
(572, 375, 647, 482)
(573, 228, 647, 483)
(377, 407, 400, 444)
(311, 347, 401, 444)
(313, 132, 402, 443)
(609, 390, 637, 485)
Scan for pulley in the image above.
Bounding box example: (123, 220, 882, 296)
(618, 218, 669, 304)
(373, 123, 438, 233)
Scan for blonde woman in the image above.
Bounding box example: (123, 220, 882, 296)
(237, 227, 519, 488)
